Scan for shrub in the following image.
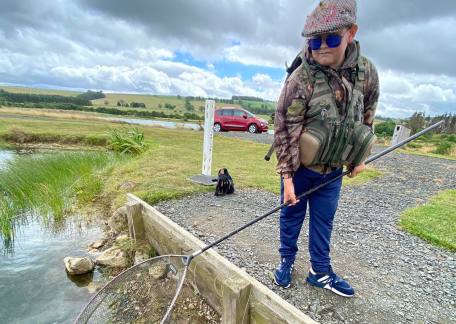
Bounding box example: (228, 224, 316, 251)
(433, 141, 454, 155)
(445, 134, 456, 143)
(109, 128, 147, 155)
(76, 90, 105, 101)
(375, 120, 396, 137)
(406, 142, 423, 149)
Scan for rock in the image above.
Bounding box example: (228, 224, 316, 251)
(96, 247, 129, 268)
(134, 251, 150, 264)
(118, 181, 137, 191)
(108, 206, 128, 234)
(86, 282, 101, 294)
(64, 256, 95, 275)
(88, 239, 106, 250)
(148, 264, 168, 280)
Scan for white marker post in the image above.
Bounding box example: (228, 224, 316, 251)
(202, 99, 215, 176)
(190, 99, 218, 185)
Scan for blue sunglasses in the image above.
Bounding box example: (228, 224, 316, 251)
(308, 33, 345, 51)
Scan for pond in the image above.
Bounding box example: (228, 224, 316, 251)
(0, 150, 14, 169)
(0, 150, 103, 323)
(108, 116, 201, 130)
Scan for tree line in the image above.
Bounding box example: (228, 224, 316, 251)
(375, 112, 455, 137)
(0, 89, 105, 106)
(1, 101, 202, 121)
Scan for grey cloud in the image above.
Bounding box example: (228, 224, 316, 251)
(358, 0, 456, 32)
(0, 0, 455, 117)
(76, 0, 277, 49)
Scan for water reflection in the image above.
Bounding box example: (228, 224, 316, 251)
(0, 218, 102, 323)
(0, 150, 14, 169)
(108, 117, 201, 130)
(0, 151, 105, 323)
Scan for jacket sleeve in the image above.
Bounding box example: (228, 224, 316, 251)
(274, 72, 309, 177)
(363, 59, 380, 129)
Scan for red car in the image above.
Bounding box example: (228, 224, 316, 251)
(213, 108, 269, 133)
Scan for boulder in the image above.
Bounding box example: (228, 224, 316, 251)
(107, 206, 128, 234)
(96, 247, 129, 268)
(64, 256, 95, 275)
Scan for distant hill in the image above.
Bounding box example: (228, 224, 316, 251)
(0, 86, 277, 119)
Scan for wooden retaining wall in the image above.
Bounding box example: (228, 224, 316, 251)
(126, 194, 317, 324)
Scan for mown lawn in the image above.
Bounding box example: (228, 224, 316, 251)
(400, 190, 456, 251)
(0, 112, 381, 209)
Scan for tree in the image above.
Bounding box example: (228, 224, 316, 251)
(407, 112, 426, 134)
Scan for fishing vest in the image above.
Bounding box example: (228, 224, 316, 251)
(298, 55, 376, 168)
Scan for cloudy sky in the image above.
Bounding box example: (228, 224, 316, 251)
(1, 0, 455, 118)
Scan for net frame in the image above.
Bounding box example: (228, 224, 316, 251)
(74, 254, 189, 324)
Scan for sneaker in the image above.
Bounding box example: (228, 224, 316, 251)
(306, 267, 355, 297)
(273, 257, 295, 288)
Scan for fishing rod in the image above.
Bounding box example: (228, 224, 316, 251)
(186, 120, 444, 263)
(76, 120, 443, 324)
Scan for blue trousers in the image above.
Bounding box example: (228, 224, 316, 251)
(279, 166, 343, 273)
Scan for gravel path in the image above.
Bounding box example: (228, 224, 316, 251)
(156, 134, 456, 324)
(215, 131, 274, 145)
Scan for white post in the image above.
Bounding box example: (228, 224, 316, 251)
(202, 100, 215, 176)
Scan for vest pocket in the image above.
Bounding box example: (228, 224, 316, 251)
(344, 123, 376, 166)
(299, 128, 324, 166)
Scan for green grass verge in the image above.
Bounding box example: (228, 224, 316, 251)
(400, 190, 456, 251)
(396, 148, 456, 161)
(0, 112, 382, 210)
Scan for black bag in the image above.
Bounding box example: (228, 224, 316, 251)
(214, 168, 235, 196)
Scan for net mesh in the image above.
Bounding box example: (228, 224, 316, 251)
(75, 255, 187, 324)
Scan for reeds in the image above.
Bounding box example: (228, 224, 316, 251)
(0, 151, 110, 250)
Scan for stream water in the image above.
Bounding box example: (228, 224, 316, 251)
(108, 116, 201, 130)
(0, 150, 103, 323)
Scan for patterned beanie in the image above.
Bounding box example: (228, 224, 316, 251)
(302, 0, 357, 37)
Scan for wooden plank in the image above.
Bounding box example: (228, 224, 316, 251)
(222, 277, 251, 324)
(127, 194, 316, 324)
(126, 201, 144, 241)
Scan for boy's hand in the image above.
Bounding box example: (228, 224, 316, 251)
(283, 177, 300, 206)
(348, 162, 366, 178)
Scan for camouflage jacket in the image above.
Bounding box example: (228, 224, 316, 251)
(274, 41, 379, 177)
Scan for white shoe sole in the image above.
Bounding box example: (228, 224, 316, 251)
(273, 277, 291, 289)
(323, 284, 354, 297)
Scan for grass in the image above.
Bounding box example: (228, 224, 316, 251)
(0, 151, 112, 250)
(377, 134, 456, 161)
(0, 85, 82, 96)
(0, 106, 115, 120)
(1, 127, 108, 147)
(400, 190, 456, 251)
(0, 112, 382, 213)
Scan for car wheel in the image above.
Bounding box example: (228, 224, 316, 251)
(213, 123, 222, 132)
(248, 124, 258, 133)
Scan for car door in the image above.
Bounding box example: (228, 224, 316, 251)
(222, 109, 234, 129)
(232, 109, 247, 130)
